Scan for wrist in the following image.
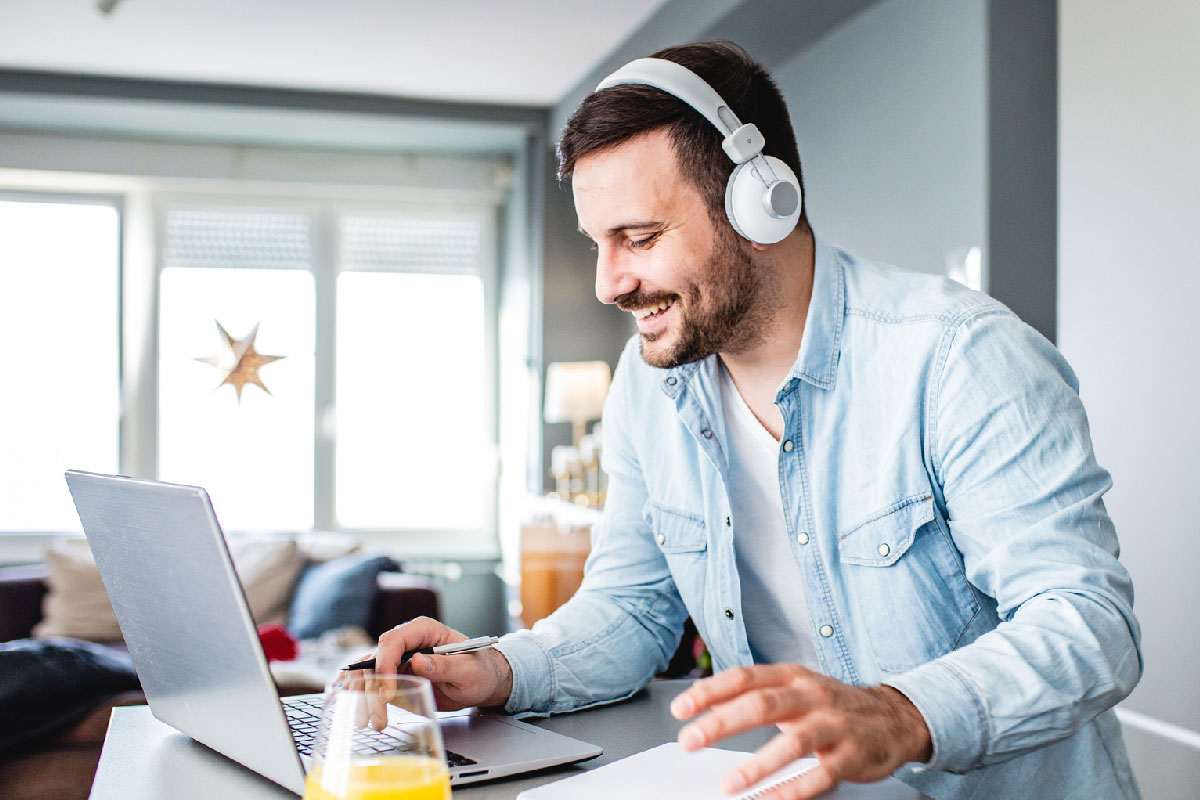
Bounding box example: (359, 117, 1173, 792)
(874, 685, 932, 764)
(482, 647, 515, 708)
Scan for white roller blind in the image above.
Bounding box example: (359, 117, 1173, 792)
(338, 215, 482, 275)
(164, 208, 312, 270)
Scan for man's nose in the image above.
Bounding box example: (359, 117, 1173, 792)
(595, 245, 637, 305)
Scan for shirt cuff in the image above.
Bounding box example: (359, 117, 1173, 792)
(884, 657, 989, 773)
(495, 630, 555, 716)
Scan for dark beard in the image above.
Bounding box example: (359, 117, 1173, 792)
(624, 231, 773, 369)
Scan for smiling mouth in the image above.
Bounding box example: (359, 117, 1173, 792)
(632, 299, 674, 321)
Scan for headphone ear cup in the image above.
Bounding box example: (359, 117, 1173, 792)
(723, 156, 803, 245)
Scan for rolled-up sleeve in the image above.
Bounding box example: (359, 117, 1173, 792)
(886, 309, 1141, 772)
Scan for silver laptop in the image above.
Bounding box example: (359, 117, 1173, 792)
(65, 470, 601, 794)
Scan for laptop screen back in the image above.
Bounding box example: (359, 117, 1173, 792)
(66, 471, 307, 794)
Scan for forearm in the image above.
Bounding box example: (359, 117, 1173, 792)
(497, 579, 686, 716)
(886, 584, 1140, 772)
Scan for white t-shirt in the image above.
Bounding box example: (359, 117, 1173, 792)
(718, 359, 821, 670)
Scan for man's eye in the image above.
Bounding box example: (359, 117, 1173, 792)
(630, 232, 661, 249)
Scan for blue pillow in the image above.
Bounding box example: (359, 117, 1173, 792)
(287, 554, 396, 640)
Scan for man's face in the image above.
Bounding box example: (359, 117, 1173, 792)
(572, 129, 774, 369)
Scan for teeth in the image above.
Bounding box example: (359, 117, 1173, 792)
(633, 301, 672, 320)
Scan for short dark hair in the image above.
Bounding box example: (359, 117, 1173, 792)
(558, 40, 806, 233)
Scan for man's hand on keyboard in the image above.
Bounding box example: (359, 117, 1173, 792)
(370, 617, 514, 713)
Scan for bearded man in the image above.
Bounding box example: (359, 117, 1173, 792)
(372, 40, 1142, 800)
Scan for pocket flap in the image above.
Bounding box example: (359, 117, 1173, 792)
(838, 493, 934, 566)
(645, 501, 707, 553)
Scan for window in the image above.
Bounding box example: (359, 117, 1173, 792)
(157, 207, 316, 532)
(154, 201, 496, 537)
(0, 117, 528, 553)
(0, 195, 121, 532)
(335, 214, 490, 531)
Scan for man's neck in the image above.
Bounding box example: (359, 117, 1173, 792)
(719, 226, 815, 440)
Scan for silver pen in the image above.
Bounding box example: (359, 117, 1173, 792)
(344, 635, 499, 671)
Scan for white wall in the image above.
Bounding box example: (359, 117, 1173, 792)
(775, 0, 986, 277)
(1059, 1, 1200, 796)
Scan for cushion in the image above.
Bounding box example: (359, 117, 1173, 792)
(33, 540, 122, 643)
(287, 553, 396, 640)
(295, 531, 361, 563)
(225, 537, 305, 627)
(34, 536, 305, 642)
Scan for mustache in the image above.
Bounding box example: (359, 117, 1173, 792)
(616, 290, 677, 312)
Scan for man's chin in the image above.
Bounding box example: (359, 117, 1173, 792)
(638, 332, 709, 370)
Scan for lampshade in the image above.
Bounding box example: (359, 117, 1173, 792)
(544, 361, 611, 424)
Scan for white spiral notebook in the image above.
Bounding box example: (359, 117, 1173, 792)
(516, 743, 922, 800)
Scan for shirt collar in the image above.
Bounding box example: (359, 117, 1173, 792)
(787, 233, 845, 391)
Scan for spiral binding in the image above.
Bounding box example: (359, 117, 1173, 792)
(735, 762, 819, 799)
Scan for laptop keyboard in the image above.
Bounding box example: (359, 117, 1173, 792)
(283, 696, 477, 767)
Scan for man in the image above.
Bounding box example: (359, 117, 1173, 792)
(373, 41, 1142, 799)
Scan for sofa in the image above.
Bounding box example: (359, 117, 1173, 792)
(0, 543, 441, 800)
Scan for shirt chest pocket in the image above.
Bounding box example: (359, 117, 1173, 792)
(838, 493, 980, 673)
(645, 501, 708, 553)
(644, 501, 709, 615)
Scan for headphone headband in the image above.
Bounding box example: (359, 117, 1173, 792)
(592, 56, 801, 244)
(596, 57, 742, 136)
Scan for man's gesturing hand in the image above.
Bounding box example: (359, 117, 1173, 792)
(370, 617, 513, 712)
(670, 665, 931, 798)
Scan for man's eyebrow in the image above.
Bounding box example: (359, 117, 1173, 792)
(577, 220, 663, 238)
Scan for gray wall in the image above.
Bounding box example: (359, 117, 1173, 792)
(987, 1, 1057, 342)
(775, 0, 986, 278)
(1059, 0, 1200, 794)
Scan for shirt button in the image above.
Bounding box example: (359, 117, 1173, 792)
(796, 531, 810, 545)
(725, 516, 731, 527)
(724, 608, 735, 620)
(878, 543, 891, 557)
(665, 376, 678, 387)
(819, 624, 834, 638)
(782, 439, 794, 452)
(701, 429, 713, 439)
(656, 533, 666, 546)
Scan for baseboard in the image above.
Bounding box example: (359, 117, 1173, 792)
(1117, 707, 1200, 800)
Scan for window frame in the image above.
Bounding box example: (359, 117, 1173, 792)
(0, 96, 544, 565)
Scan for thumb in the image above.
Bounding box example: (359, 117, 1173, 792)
(413, 652, 485, 689)
(412, 653, 467, 682)
(411, 652, 438, 677)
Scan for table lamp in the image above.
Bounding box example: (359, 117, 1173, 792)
(543, 361, 611, 448)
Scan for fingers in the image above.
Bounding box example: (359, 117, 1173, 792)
(373, 617, 467, 674)
(720, 718, 839, 795)
(672, 664, 812, 720)
(679, 686, 818, 751)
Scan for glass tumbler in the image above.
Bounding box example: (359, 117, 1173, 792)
(302, 673, 451, 800)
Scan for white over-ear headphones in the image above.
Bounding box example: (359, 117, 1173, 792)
(595, 57, 802, 245)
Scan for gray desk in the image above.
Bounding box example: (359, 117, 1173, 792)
(90, 679, 927, 799)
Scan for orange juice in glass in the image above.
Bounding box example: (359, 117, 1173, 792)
(304, 754, 449, 800)
(303, 674, 451, 800)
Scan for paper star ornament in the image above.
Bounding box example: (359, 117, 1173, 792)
(195, 320, 286, 401)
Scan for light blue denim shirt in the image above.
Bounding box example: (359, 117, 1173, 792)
(496, 236, 1142, 799)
